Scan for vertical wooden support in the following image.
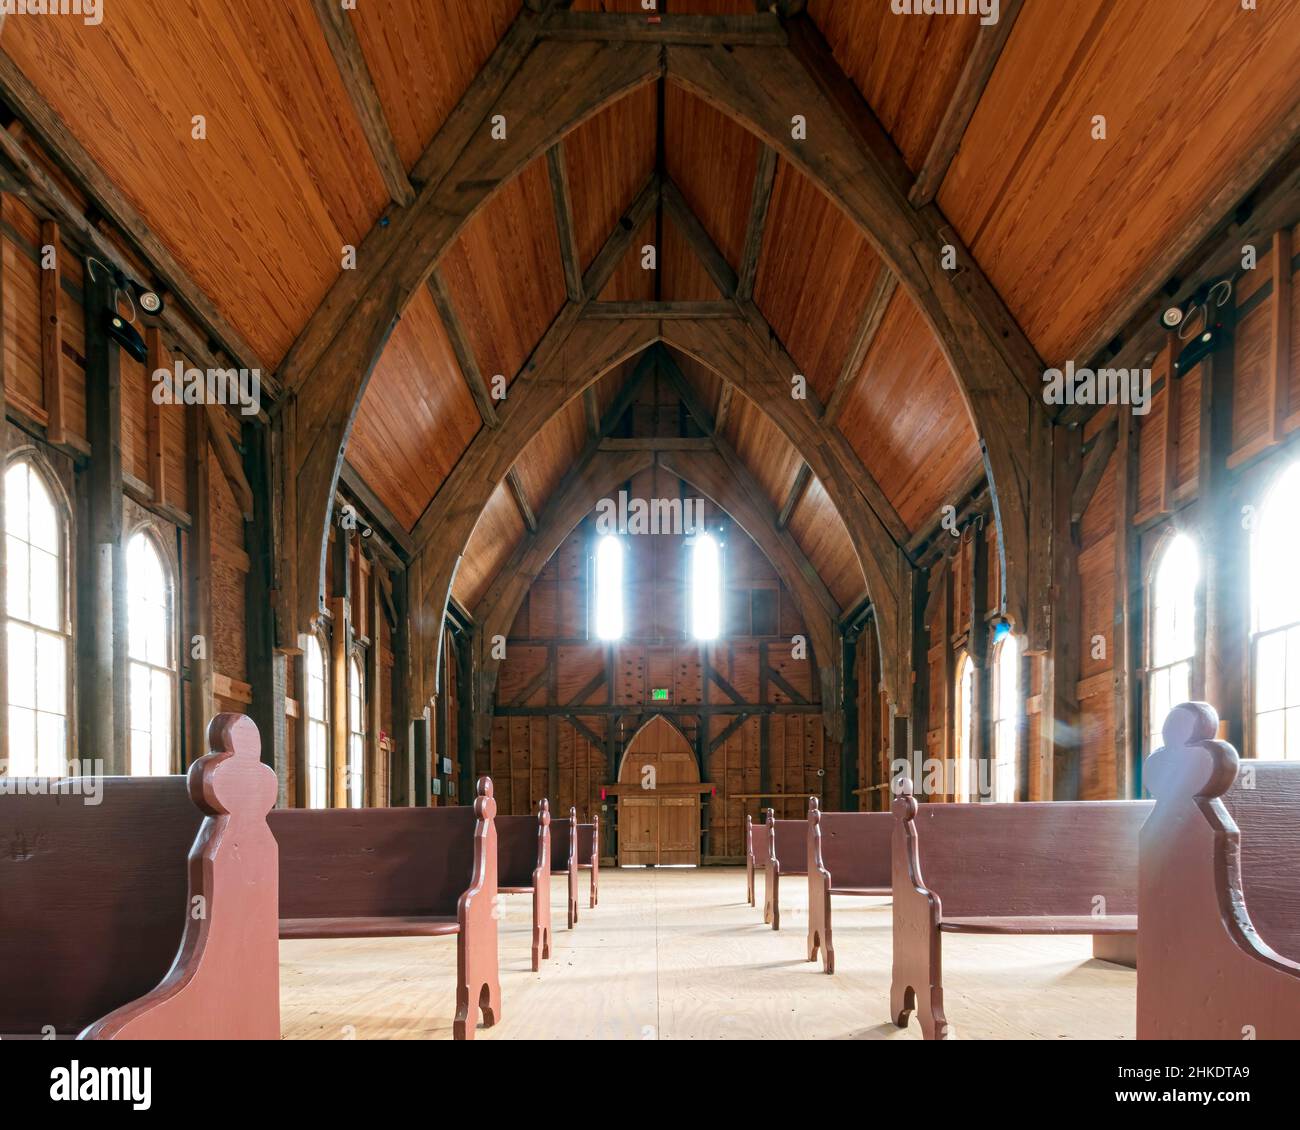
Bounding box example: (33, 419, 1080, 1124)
(1047, 423, 1081, 802)
(456, 628, 475, 807)
(144, 327, 166, 505)
(80, 259, 126, 771)
(1112, 407, 1139, 798)
(0, 198, 8, 764)
(391, 567, 412, 805)
(1157, 336, 1179, 513)
(367, 556, 384, 806)
(1270, 228, 1292, 437)
(969, 525, 990, 795)
(329, 523, 352, 807)
(1200, 303, 1246, 753)
(758, 640, 771, 806)
(39, 219, 66, 445)
(841, 630, 860, 812)
(242, 419, 285, 779)
(185, 402, 213, 768)
(412, 712, 430, 807)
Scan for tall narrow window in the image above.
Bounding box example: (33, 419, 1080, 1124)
(991, 634, 1019, 802)
(953, 652, 975, 801)
(1252, 463, 1300, 759)
(594, 535, 624, 641)
(348, 654, 365, 808)
(127, 531, 175, 776)
(305, 634, 329, 807)
(1147, 533, 1199, 753)
(690, 532, 722, 641)
(5, 459, 68, 777)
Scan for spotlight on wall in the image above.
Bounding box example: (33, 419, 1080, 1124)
(1160, 303, 1185, 330)
(135, 286, 165, 316)
(105, 311, 148, 362)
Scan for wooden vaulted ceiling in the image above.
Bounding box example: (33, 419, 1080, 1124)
(5, 0, 1298, 618)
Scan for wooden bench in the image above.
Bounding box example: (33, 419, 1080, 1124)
(745, 810, 771, 908)
(764, 814, 809, 931)
(806, 797, 892, 973)
(1139, 701, 1300, 1039)
(269, 776, 500, 1040)
(890, 780, 1152, 1039)
(498, 800, 553, 969)
(550, 805, 584, 928)
(0, 714, 279, 1040)
(576, 813, 600, 910)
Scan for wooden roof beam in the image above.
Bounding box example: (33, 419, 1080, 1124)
(538, 11, 786, 45)
(737, 145, 778, 300)
(506, 467, 538, 534)
(822, 269, 898, 427)
(312, 0, 414, 208)
(907, 0, 1024, 208)
(662, 176, 737, 298)
(546, 142, 584, 302)
(426, 269, 500, 428)
(777, 463, 812, 530)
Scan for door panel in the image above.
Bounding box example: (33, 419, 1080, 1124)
(619, 796, 659, 865)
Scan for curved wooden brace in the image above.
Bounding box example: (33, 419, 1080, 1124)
(281, 11, 1049, 672)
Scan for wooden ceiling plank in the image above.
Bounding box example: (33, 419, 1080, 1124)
(662, 176, 737, 297)
(546, 142, 584, 303)
(312, 0, 414, 208)
(0, 52, 273, 386)
(907, 0, 1024, 208)
(737, 144, 777, 300)
(821, 269, 898, 427)
(426, 268, 500, 428)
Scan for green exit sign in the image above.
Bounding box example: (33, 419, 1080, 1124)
(651, 688, 670, 701)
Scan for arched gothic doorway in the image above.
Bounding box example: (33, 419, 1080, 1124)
(616, 717, 700, 867)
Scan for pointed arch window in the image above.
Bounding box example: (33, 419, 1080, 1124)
(953, 651, 975, 802)
(5, 458, 69, 777)
(348, 653, 365, 808)
(126, 531, 176, 776)
(305, 633, 329, 807)
(1251, 463, 1300, 759)
(991, 634, 1020, 802)
(1146, 532, 1199, 754)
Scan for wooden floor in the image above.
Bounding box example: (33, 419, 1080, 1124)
(280, 867, 1137, 1040)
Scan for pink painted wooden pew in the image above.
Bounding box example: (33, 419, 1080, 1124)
(764, 813, 809, 931)
(0, 714, 279, 1040)
(498, 800, 553, 969)
(549, 805, 580, 929)
(890, 780, 1151, 1039)
(269, 776, 500, 1040)
(806, 797, 892, 973)
(576, 813, 599, 910)
(1139, 701, 1300, 1039)
(744, 810, 771, 909)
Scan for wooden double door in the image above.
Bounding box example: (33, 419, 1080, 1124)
(616, 717, 700, 866)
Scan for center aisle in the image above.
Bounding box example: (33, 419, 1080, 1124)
(280, 867, 1137, 1040)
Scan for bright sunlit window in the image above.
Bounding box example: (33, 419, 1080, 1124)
(690, 533, 722, 641)
(1147, 532, 1199, 754)
(348, 654, 365, 808)
(954, 651, 974, 801)
(127, 531, 175, 776)
(594, 535, 624, 641)
(306, 634, 329, 807)
(992, 634, 1019, 802)
(5, 459, 68, 777)
(1252, 463, 1300, 759)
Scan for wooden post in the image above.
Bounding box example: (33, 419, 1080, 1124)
(391, 567, 412, 806)
(80, 258, 126, 771)
(841, 630, 860, 812)
(412, 713, 430, 807)
(457, 628, 475, 806)
(1047, 423, 1081, 802)
(1200, 305, 1245, 753)
(329, 523, 352, 807)
(184, 405, 213, 769)
(1112, 407, 1139, 799)
(242, 419, 285, 778)
(367, 554, 384, 806)
(39, 219, 67, 446)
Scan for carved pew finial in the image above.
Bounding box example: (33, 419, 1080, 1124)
(892, 776, 918, 822)
(1145, 702, 1239, 803)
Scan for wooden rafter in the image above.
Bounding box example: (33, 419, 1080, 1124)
(546, 142, 584, 302)
(662, 176, 737, 297)
(908, 0, 1024, 208)
(822, 269, 897, 427)
(777, 463, 811, 530)
(506, 467, 538, 534)
(737, 145, 778, 300)
(312, 0, 414, 208)
(539, 11, 786, 45)
(426, 269, 500, 428)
